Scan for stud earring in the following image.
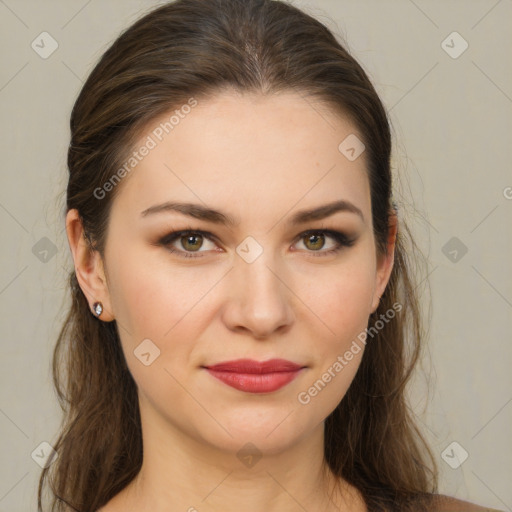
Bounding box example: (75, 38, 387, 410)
(93, 301, 103, 317)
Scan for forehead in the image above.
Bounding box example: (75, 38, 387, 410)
(111, 90, 371, 225)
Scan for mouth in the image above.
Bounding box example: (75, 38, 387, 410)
(202, 358, 306, 393)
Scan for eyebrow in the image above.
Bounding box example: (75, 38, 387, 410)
(140, 199, 364, 226)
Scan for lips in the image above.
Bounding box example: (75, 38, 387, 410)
(204, 358, 303, 373)
(203, 358, 305, 393)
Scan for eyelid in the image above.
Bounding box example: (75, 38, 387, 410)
(158, 229, 220, 250)
(292, 229, 356, 255)
(157, 227, 357, 258)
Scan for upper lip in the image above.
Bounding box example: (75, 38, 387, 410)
(203, 358, 304, 373)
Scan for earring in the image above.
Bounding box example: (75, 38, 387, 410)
(93, 301, 103, 317)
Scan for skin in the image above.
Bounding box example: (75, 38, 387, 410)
(66, 89, 397, 512)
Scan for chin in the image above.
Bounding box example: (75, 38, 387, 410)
(192, 409, 317, 458)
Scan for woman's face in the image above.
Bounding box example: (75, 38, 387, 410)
(86, 90, 394, 456)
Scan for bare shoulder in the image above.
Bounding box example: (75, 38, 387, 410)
(431, 494, 505, 512)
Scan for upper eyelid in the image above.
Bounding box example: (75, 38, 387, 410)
(160, 228, 350, 247)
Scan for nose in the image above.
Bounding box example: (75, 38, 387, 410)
(221, 251, 295, 339)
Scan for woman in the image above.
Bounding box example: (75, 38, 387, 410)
(38, 0, 502, 511)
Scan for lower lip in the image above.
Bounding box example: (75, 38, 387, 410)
(204, 368, 304, 393)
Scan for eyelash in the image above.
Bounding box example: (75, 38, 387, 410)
(157, 228, 356, 259)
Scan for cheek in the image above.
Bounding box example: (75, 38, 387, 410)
(294, 251, 375, 396)
(294, 268, 373, 418)
(300, 258, 376, 342)
(107, 250, 227, 386)
(107, 255, 208, 395)
(107, 248, 204, 337)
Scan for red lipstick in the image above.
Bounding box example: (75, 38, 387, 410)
(203, 358, 305, 393)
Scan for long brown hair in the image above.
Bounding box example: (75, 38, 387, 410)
(39, 0, 438, 510)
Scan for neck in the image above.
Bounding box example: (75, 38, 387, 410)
(113, 397, 362, 512)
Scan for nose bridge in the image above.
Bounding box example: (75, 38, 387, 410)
(236, 241, 283, 302)
(239, 249, 279, 293)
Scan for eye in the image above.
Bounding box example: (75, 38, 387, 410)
(293, 229, 356, 257)
(158, 230, 218, 258)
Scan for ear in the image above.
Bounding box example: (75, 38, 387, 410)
(370, 209, 398, 314)
(65, 209, 115, 322)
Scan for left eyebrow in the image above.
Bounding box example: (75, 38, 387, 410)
(287, 199, 365, 225)
(140, 199, 364, 226)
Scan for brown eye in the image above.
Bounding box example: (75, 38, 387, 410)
(294, 229, 356, 257)
(180, 233, 204, 252)
(303, 232, 326, 251)
(158, 230, 218, 258)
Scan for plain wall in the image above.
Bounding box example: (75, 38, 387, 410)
(0, 0, 511, 510)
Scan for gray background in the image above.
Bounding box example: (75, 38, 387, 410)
(1, 0, 511, 510)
